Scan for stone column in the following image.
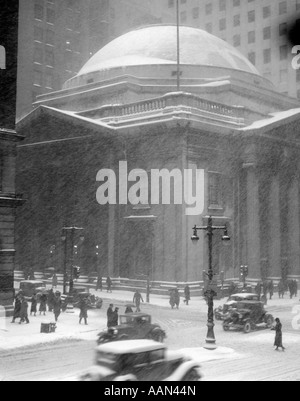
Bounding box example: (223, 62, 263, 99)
(269, 175, 281, 278)
(107, 205, 115, 277)
(288, 177, 300, 277)
(245, 165, 261, 279)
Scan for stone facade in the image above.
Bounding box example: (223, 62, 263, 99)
(16, 25, 300, 283)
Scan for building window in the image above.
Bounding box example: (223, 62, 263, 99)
(279, 23, 288, 37)
(46, 8, 55, 24)
(233, 0, 240, 7)
(34, 3, 44, 20)
(219, 0, 226, 12)
(248, 10, 255, 23)
(46, 29, 55, 45)
(280, 45, 288, 61)
(263, 26, 271, 40)
(263, 6, 271, 19)
(45, 48, 54, 67)
(34, 26, 43, 42)
(264, 48, 271, 64)
(45, 72, 54, 89)
(248, 31, 255, 44)
(233, 34, 241, 47)
(192, 7, 199, 19)
(279, 1, 287, 15)
(33, 69, 43, 87)
(233, 15, 240, 27)
(248, 52, 256, 65)
(168, 0, 174, 8)
(34, 47, 43, 64)
(219, 18, 226, 31)
(205, 3, 212, 15)
(209, 173, 222, 207)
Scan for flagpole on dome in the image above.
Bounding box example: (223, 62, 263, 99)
(176, 0, 181, 92)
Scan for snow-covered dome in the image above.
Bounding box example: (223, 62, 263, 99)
(63, 24, 269, 91)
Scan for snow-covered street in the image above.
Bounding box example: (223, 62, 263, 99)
(1, 289, 299, 381)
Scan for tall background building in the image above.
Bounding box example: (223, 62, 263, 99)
(17, 0, 161, 121)
(158, 0, 300, 100)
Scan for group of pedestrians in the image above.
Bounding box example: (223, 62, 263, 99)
(169, 285, 191, 309)
(95, 276, 112, 293)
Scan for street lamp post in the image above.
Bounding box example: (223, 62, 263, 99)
(191, 216, 230, 350)
(61, 226, 84, 296)
(240, 265, 249, 290)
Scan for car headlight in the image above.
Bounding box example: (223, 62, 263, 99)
(114, 330, 118, 335)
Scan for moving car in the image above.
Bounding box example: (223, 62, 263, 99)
(80, 340, 202, 382)
(19, 280, 46, 298)
(97, 313, 166, 345)
(222, 300, 274, 333)
(215, 293, 259, 321)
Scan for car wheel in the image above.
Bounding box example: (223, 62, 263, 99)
(182, 368, 201, 382)
(265, 315, 274, 328)
(243, 321, 252, 334)
(152, 331, 165, 343)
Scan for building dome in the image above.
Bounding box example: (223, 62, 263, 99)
(78, 25, 260, 77)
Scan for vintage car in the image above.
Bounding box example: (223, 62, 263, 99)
(97, 313, 166, 345)
(19, 280, 46, 298)
(215, 293, 259, 321)
(222, 300, 274, 333)
(80, 340, 202, 382)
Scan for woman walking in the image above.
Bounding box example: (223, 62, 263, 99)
(272, 318, 286, 351)
(30, 293, 38, 316)
(39, 293, 47, 316)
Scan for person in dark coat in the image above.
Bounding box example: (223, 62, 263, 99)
(19, 297, 30, 324)
(107, 304, 114, 328)
(184, 285, 191, 305)
(53, 293, 62, 322)
(169, 289, 176, 309)
(133, 290, 144, 312)
(96, 276, 103, 292)
(272, 318, 285, 351)
(39, 293, 47, 315)
(106, 276, 112, 293)
(255, 282, 262, 300)
(174, 288, 180, 309)
(48, 289, 55, 312)
(111, 307, 119, 327)
(30, 293, 38, 316)
(278, 280, 285, 299)
(79, 298, 89, 325)
(11, 293, 22, 323)
(269, 280, 274, 300)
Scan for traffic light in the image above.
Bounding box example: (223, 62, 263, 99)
(73, 266, 81, 279)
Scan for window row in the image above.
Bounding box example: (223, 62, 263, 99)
(246, 46, 290, 66)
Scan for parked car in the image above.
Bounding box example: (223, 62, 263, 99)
(19, 280, 46, 298)
(97, 313, 166, 345)
(222, 300, 274, 333)
(74, 292, 103, 310)
(215, 293, 259, 321)
(80, 340, 202, 382)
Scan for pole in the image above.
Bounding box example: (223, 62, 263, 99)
(69, 228, 75, 295)
(205, 217, 216, 350)
(63, 231, 68, 295)
(176, 0, 180, 91)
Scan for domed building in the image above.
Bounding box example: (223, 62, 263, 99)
(16, 25, 300, 286)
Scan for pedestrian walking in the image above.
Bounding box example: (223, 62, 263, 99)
(39, 293, 47, 316)
(11, 293, 22, 323)
(111, 307, 119, 326)
(52, 273, 58, 289)
(96, 276, 103, 292)
(278, 280, 285, 299)
(133, 290, 144, 312)
(184, 285, 191, 305)
(53, 292, 62, 322)
(269, 280, 274, 300)
(107, 303, 114, 328)
(19, 297, 30, 324)
(169, 289, 176, 309)
(48, 288, 55, 312)
(30, 293, 38, 316)
(272, 318, 286, 351)
(255, 282, 262, 300)
(174, 288, 180, 309)
(79, 297, 89, 325)
(106, 276, 112, 293)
